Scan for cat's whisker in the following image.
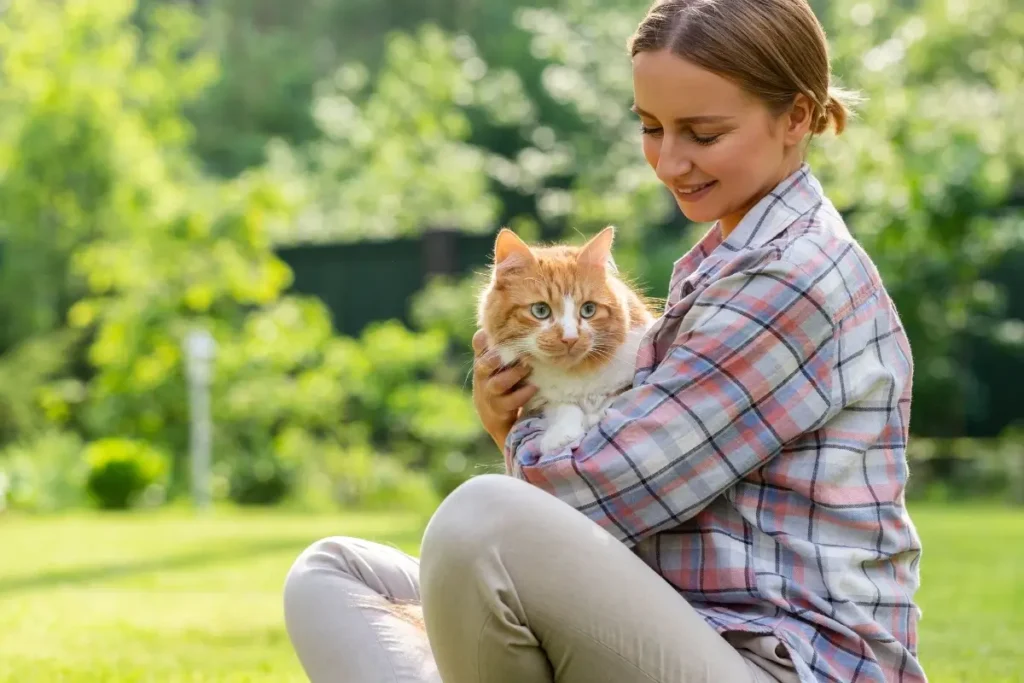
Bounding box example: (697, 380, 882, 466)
(585, 346, 636, 371)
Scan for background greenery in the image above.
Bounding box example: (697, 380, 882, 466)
(0, 0, 1021, 680)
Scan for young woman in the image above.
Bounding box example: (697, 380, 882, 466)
(282, 1, 926, 682)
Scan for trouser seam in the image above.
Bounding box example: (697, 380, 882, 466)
(548, 618, 665, 683)
(480, 609, 665, 683)
(476, 612, 496, 683)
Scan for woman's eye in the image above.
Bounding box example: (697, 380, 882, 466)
(530, 303, 551, 320)
(691, 132, 721, 146)
(640, 124, 662, 137)
(580, 302, 598, 318)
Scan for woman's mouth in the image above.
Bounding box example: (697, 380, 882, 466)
(675, 180, 717, 201)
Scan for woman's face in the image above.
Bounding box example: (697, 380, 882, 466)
(631, 49, 811, 234)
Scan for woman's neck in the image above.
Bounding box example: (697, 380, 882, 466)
(719, 158, 804, 239)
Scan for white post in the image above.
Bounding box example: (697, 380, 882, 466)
(184, 328, 216, 512)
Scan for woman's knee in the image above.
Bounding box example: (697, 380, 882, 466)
(283, 537, 345, 618)
(283, 535, 379, 621)
(419, 475, 537, 582)
(284, 534, 422, 617)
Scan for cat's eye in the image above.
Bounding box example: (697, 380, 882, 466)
(580, 302, 598, 318)
(530, 302, 551, 320)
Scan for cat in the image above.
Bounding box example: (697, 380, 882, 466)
(379, 227, 657, 634)
(477, 226, 658, 455)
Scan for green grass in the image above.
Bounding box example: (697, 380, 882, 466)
(0, 504, 1019, 682)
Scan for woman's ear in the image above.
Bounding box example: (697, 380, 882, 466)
(783, 93, 814, 145)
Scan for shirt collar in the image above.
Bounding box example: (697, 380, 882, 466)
(667, 163, 824, 302)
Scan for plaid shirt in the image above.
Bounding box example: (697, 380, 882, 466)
(507, 164, 926, 683)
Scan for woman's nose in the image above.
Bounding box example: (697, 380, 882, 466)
(655, 137, 694, 188)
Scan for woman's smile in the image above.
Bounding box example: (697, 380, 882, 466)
(673, 180, 718, 202)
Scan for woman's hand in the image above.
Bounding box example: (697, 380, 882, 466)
(472, 330, 538, 452)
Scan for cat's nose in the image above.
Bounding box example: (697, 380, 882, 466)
(562, 335, 578, 349)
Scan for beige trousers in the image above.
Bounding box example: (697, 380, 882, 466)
(283, 474, 800, 683)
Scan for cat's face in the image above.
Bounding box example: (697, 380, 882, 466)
(478, 227, 631, 372)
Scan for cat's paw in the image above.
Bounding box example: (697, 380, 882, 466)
(540, 405, 587, 455)
(580, 395, 615, 430)
(540, 422, 585, 454)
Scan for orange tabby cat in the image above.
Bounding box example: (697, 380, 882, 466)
(478, 226, 657, 454)
(380, 228, 656, 634)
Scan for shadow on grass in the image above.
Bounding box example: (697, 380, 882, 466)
(0, 531, 415, 596)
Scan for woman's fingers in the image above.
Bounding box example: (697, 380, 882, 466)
(471, 327, 536, 419)
(472, 329, 489, 357)
(487, 362, 532, 395)
(494, 382, 538, 413)
(475, 350, 502, 378)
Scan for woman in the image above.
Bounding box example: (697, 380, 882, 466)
(283, 1, 926, 682)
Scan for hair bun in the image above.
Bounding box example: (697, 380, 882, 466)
(816, 86, 860, 136)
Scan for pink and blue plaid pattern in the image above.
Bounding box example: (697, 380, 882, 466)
(507, 164, 926, 683)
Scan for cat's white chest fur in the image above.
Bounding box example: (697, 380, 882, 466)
(522, 325, 648, 455)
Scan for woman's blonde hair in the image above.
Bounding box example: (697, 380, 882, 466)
(628, 0, 858, 135)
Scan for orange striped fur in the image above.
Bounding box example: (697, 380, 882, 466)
(478, 226, 657, 377)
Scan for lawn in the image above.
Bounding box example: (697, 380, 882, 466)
(0, 503, 1020, 682)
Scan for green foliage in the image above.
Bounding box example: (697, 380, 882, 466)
(224, 451, 293, 507)
(410, 274, 486, 350)
(0, 329, 84, 444)
(209, 307, 486, 509)
(808, 0, 1024, 435)
(1, 0, 1021, 514)
(184, 0, 495, 176)
(0, 430, 87, 512)
(905, 429, 1024, 504)
(265, 25, 535, 244)
(0, 0, 495, 513)
(0, 0, 217, 350)
(290, 320, 488, 503)
(84, 437, 169, 510)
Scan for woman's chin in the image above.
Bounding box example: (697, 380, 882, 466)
(676, 200, 722, 225)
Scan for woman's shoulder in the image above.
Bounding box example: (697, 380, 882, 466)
(770, 200, 890, 323)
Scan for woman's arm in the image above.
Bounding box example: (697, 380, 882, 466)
(506, 258, 837, 547)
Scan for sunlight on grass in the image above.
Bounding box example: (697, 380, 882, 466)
(0, 508, 422, 682)
(909, 505, 1024, 683)
(0, 504, 1019, 682)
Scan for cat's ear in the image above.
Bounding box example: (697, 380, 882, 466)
(578, 226, 617, 271)
(494, 228, 534, 266)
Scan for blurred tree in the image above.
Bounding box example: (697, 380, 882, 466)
(0, 0, 216, 445)
(182, 0, 552, 178)
(0, 0, 217, 352)
(2, 0, 1020, 498)
(263, 25, 536, 244)
(809, 0, 1024, 436)
(0, 0, 492, 508)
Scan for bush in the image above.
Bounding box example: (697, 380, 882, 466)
(353, 456, 440, 515)
(906, 431, 1024, 503)
(409, 274, 483, 351)
(84, 438, 169, 510)
(268, 419, 442, 516)
(225, 451, 295, 507)
(0, 430, 87, 513)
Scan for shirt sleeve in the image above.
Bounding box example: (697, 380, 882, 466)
(505, 257, 837, 547)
